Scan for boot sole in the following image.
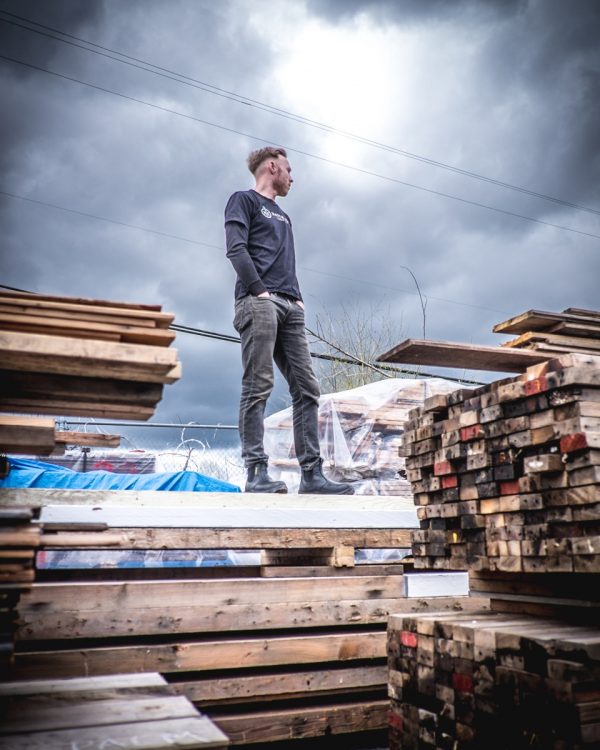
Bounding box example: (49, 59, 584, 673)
(298, 488, 355, 495)
(244, 487, 288, 494)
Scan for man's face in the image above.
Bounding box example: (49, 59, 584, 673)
(273, 156, 293, 197)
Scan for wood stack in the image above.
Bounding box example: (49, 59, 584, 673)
(388, 610, 600, 750)
(400, 352, 600, 584)
(497, 307, 600, 357)
(0, 506, 40, 677)
(0, 673, 229, 749)
(388, 350, 600, 747)
(0, 488, 482, 747)
(0, 290, 180, 421)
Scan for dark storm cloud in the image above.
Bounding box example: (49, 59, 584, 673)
(0, 0, 105, 176)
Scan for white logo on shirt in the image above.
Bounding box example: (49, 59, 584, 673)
(261, 205, 290, 225)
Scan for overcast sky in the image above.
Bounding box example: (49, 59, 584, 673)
(1, 0, 599, 443)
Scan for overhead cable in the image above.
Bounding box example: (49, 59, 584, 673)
(1, 54, 598, 244)
(1, 11, 599, 217)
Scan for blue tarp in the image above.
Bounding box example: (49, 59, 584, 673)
(0, 458, 241, 492)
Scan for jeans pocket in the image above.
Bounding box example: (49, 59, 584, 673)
(233, 298, 251, 333)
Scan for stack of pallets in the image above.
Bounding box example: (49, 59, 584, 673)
(0, 506, 40, 676)
(497, 307, 600, 357)
(0, 290, 180, 455)
(401, 352, 599, 581)
(388, 610, 600, 750)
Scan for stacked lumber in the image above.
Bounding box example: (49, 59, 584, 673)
(0, 290, 179, 420)
(2, 488, 483, 747)
(0, 673, 229, 749)
(378, 307, 600, 373)
(497, 307, 600, 357)
(0, 506, 40, 676)
(400, 353, 600, 579)
(388, 610, 600, 750)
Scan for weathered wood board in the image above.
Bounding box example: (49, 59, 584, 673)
(378, 338, 549, 372)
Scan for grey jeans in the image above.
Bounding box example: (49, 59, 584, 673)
(233, 293, 321, 469)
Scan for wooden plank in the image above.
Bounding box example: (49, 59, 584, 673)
(17, 599, 396, 640)
(16, 596, 484, 644)
(0, 290, 163, 313)
(260, 563, 406, 578)
(54, 431, 121, 448)
(15, 631, 387, 677)
(19, 576, 404, 611)
(0, 488, 409, 511)
(549, 320, 600, 339)
(0, 331, 179, 381)
(0, 673, 168, 696)
(503, 331, 600, 351)
(0, 302, 159, 330)
(564, 307, 600, 319)
(0, 694, 197, 734)
(493, 309, 600, 335)
(6, 401, 156, 420)
(0, 370, 165, 405)
(36, 527, 415, 549)
(0, 716, 228, 750)
(0, 294, 174, 327)
(214, 700, 388, 744)
(0, 415, 56, 453)
(172, 665, 387, 706)
(0, 314, 176, 346)
(377, 339, 549, 372)
(37, 504, 418, 531)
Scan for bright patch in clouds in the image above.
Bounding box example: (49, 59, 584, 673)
(268, 17, 413, 165)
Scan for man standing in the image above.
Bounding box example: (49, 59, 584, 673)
(224, 146, 354, 495)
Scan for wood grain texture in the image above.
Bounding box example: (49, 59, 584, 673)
(378, 338, 549, 372)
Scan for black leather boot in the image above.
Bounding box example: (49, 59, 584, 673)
(299, 459, 355, 495)
(245, 463, 288, 493)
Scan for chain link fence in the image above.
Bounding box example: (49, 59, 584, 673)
(52, 422, 246, 489)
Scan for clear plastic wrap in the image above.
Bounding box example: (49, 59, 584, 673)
(264, 377, 461, 495)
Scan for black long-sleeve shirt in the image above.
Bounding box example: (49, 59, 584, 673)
(224, 189, 302, 301)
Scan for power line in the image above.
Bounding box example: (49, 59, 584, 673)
(0, 190, 514, 315)
(2, 54, 599, 244)
(2, 11, 599, 218)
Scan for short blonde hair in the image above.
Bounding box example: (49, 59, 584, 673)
(247, 146, 287, 175)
